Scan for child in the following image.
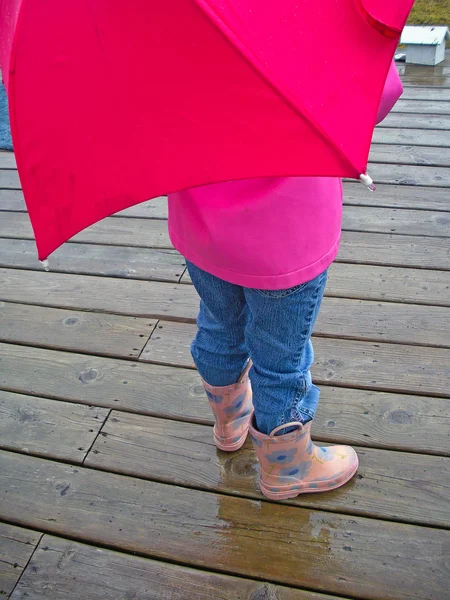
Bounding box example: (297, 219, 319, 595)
(167, 62, 403, 501)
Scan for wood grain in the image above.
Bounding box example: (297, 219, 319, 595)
(392, 100, 450, 115)
(0, 390, 108, 462)
(12, 535, 339, 600)
(400, 88, 450, 101)
(369, 144, 450, 167)
(342, 183, 450, 212)
(372, 127, 450, 147)
(1, 227, 449, 274)
(0, 342, 208, 423)
(379, 113, 450, 130)
(2, 342, 448, 456)
(315, 297, 450, 348)
(86, 411, 450, 527)
(2, 266, 450, 327)
(397, 65, 450, 77)
(0, 169, 20, 188)
(8, 205, 450, 246)
(342, 206, 450, 237)
(0, 238, 185, 282)
(0, 521, 41, 598)
(184, 262, 450, 307)
(140, 321, 450, 397)
(365, 163, 450, 187)
(3, 182, 450, 213)
(1, 451, 448, 600)
(0, 212, 172, 248)
(0, 302, 157, 357)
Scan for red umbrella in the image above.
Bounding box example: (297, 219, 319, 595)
(0, 0, 414, 264)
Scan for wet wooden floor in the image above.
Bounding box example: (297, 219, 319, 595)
(0, 57, 449, 600)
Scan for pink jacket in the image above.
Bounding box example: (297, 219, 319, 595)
(168, 62, 402, 289)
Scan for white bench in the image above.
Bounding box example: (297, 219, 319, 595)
(400, 26, 449, 66)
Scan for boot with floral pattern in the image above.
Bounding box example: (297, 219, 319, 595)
(203, 361, 253, 451)
(249, 418, 358, 499)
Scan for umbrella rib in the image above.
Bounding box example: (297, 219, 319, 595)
(193, 0, 362, 178)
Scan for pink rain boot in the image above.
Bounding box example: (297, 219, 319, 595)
(203, 362, 253, 451)
(249, 418, 358, 500)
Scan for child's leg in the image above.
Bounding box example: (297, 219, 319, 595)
(244, 270, 328, 434)
(186, 261, 249, 386)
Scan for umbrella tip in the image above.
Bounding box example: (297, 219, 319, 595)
(359, 173, 376, 192)
(40, 259, 50, 272)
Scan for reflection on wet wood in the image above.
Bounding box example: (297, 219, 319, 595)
(85, 410, 450, 527)
(1, 451, 449, 600)
(12, 535, 340, 600)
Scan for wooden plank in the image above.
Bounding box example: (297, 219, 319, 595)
(338, 231, 450, 270)
(0, 342, 208, 423)
(4, 207, 450, 246)
(378, 113, 450, 129)
(139, 321, 450, 398)
(1, 343, 448, 456)
(117, 196, 168, 219)
(0, 188, 25, 211)
(0, 151, 16, 168)
(1, 452, 449, 600)
(370, 144, 450, 167)
(0, 212, 172, 248)
(145, 294, 450, 352)
(13, 535, 339, 600)
(401, 76, 450, 88)
(3, 183, 450, 214)
(342, 206, 450, 237)
(312, 386, 450, 457)
(0, 188, 170, 219)
(397, 65, 450, 77)
(0, 522, 41, 598)
(392, 99, 450, 114)
(184, 262, 450, 307)
(0, 390, 108, 462)
(1, 267, 448, 327)
(365, 163, 450, 187)
(328, 263, 450, 306)
(86, 411, 450, 527)
(1, 226, 449, 275)
(0, 238, 185, 282)
(0, 301, 157, 358)
(400, 88, 450, 101)
(372, 127, 450, 147)
(0, 169, 20, 188)
(342, 183, 450, 211)
(0, 206, 450, 244)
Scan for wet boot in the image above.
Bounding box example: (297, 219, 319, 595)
(249, 418, 358, 499)
(202, 361, 253, 451)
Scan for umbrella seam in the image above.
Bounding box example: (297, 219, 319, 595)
(193, 0, 365, 178)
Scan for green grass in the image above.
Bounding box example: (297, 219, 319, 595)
(407, 0, 450, 46)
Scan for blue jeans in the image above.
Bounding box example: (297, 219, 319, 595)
(186, 261, 328, 435)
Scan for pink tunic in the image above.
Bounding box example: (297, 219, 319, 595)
(168, 63, 402, 290)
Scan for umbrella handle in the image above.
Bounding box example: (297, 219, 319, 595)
(359, 173, 376, 192)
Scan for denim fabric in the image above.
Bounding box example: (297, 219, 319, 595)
(186, 261, 328, 435)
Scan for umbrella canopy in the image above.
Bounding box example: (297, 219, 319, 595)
(0, 0, 413, 261)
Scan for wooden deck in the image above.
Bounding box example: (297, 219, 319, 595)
(0, 57, 449, 600)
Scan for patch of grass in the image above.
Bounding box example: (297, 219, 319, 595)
(407, 0, 450, 46)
